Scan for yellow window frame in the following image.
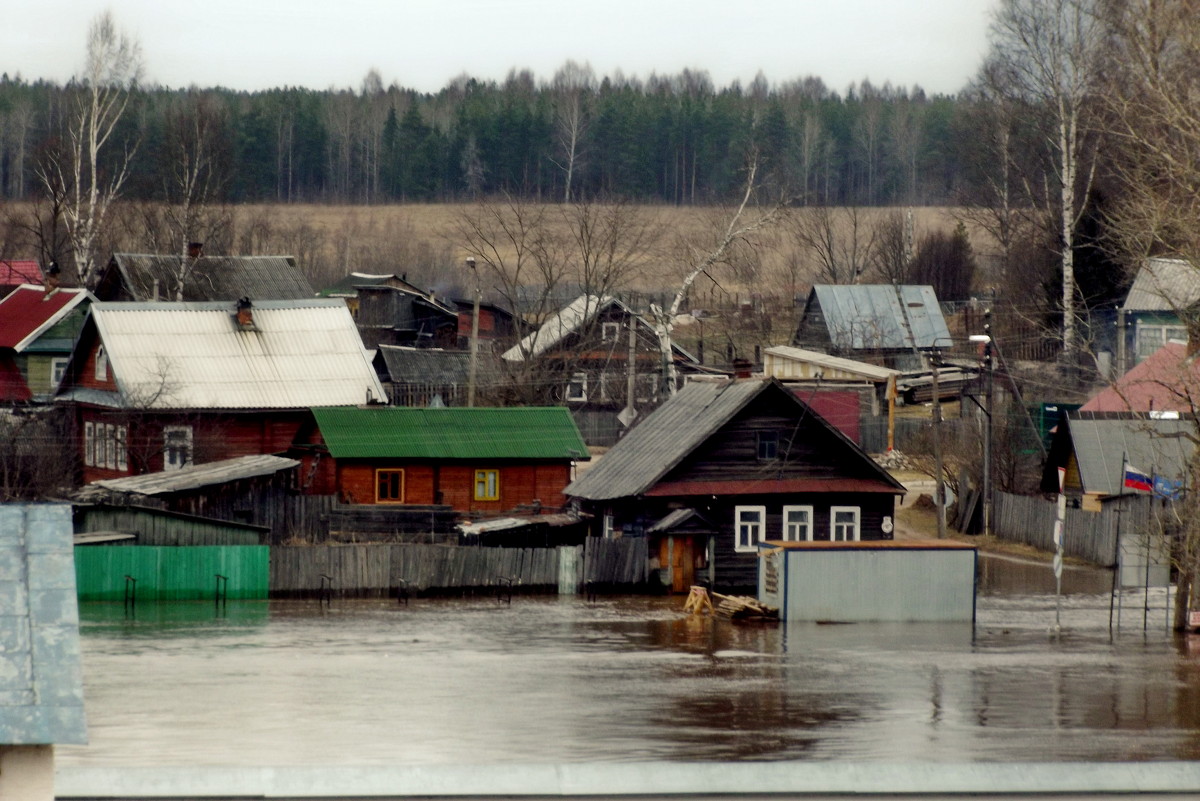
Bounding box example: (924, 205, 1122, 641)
(474, 469, 499, 501)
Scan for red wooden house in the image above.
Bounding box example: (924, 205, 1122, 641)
(55, 299, 387, 484)
(302, 406, 588, 516)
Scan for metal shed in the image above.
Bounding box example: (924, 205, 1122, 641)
(758, 539, 977, 623)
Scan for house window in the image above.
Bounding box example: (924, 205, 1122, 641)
(602, 513, 615, 539)
(735, 505, 766, 553)
(474, 469, 499, 501)
(566, 373, 587, 403)
(1135, 323, 1187, 361)
(94, 345, 108, 382)
(376, 469, 405, 503)
(757, 431, 779, 460)
(163, 425, 193, 471)
(51, 357, 69, 388)
(782, 505, 813, 541)
(635, 373, 659, 403)
(830, 506, 861, 542)
(601, 321, 621, 342)
(85, 421, 127, 470)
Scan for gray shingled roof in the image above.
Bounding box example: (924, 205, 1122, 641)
(1065, 416, 1193, 496)
(0, 504, 87, 745)
(109, 254, 314, 302)
(80, 454, 299, 498)
(1122, 258, 1200, 313)
(376, 345, 497, 386)
(806, 284, 951, 350)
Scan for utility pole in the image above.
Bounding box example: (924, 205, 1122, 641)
(983, 310, 994, 537)
(466, 257, 480, 408)
(930, 347, 946, 540)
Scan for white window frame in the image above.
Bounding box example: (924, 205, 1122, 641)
(566, 372, 587, 403)
(94, 344, 108, 382)
(602, 513, 615, 539)
(830, 506, 861, 542)
(782, 505, 813, 541)
(735, 505, 766, 553)
(601, 321, 621, 342)
(50, 357, 69, 388)
(84, 421, 95, 466)
(163, 425, 193, 471)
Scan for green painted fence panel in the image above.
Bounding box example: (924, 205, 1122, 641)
(74, 546, 270, 601)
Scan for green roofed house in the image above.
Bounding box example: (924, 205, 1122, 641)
(302, 406, 589, 515)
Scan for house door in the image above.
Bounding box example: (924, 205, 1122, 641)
(658, 535, 695, 593)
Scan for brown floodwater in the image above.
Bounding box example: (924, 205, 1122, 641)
(58, 554, 1200, 767)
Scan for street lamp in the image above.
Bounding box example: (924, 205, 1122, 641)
(466, 257, 480, 408)
(969, 310, 993, 537)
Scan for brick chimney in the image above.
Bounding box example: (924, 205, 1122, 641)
(187, 242, 204, 259)
(235, 297, 255, 330)
(732, 358, 753, 379)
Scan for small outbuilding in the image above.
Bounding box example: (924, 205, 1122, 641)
(758, 539, 977, 623)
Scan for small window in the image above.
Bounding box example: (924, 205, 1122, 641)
(601, 321, 621, 342)
(84, 421, 95, 466)
(474, 469, 499, 501)
(94, 344, 108, 382)
(735, 505, 766, 553)
(51, 357, 69, 388)
(376, 469, 405, 503)
(830, 506, 861, 542)
(566, 373, 587, 403)
(782, 505, 813, 541)
(163, 425, 193, 471)
(757, 431, 779, 460)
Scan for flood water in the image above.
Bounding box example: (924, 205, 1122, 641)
(58, 554, 1200, 767)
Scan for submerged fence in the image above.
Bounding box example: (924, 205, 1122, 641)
(75, 545, 270, 601)
(269, 538, 649, 597)
(992, 491, 1163, 567)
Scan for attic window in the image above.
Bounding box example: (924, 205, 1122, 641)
(94, 345, 108, 382)
(601, 321, 621, 341)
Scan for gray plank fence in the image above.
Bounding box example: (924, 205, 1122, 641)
(992, 491, 1163, 567)
(270, 537, 648, 596)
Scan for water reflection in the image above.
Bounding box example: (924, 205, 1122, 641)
(59, 555, 1200, 767)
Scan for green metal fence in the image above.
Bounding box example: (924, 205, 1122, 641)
(74, 546, 270, 601)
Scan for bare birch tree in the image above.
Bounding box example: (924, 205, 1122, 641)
(549, 60, 595, 202)
(984, 0, 1103, 358)
(37, 11, 143, 288)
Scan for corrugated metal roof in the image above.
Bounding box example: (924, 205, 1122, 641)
(0, 504, 87, 744)
(377, 345, 498, 386)
(1079, 342, 1200, 413)
(0, 285, 91, 351)
(312, 406, 589, 460)
(764, 345, 900, 382)
(109, 253, 314, 301)
(84, 454, 299, 496)
(565, 378, 903, 501)
(810, 284, 951, 350)
(1066, 415, 1194, 495)
(1122, 258, 1200, 312)
(90, 299, 387, 409)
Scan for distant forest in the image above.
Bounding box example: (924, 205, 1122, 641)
(0, 68, 994, 207)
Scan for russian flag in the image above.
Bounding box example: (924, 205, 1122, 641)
(1124, 463, 1153, 492)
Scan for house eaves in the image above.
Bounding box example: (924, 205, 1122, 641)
(1121, 258, 1200, 313)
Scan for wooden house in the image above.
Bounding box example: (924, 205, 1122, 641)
(1117, 258, 1197, 374)
(353, 284, 459, 350)
(319, 271, 430, 315)
(54, 299, 386, 484)
(94, 251, 315, 302)
(373, 344, 500, 407)
(501, 295, 700, 438)
(1041, 412, 1193, 510)
(301, 406, 588, 516)
(792, 284, 951, 371)
(0, 284, 91, 403)
(453, 299, 522, 351)
(565, 377, 906, 592)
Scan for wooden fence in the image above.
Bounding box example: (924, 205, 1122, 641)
(992, 491, 1163, 567)
(269, 537, 649, 596)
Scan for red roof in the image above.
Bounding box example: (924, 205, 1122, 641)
(1080, 342, 1200, 413)
(0, 285, 88, 350)
(0, 353, 31, 401)
(0, 261, 42, 286)
(646, 477, 904, 497)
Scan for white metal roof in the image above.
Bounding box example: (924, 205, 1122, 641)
(90, 299, 387, 409)
(764, 345, 900, 383)
(502, 295, 614, 362)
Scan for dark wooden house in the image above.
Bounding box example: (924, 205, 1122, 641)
(373, 345, 500, 407)
(354, 285, 459, 350)
(301, 406, 589, 517)
(565, 377, 905, 592)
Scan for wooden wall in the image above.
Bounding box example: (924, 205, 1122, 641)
(335, 461, 571, 513)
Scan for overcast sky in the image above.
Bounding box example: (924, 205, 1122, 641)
(3, 1, 998, 96)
